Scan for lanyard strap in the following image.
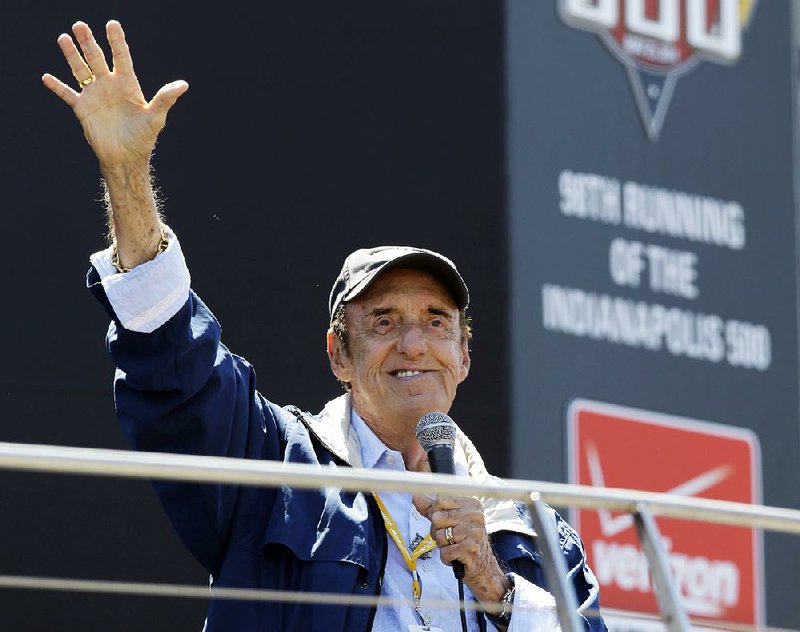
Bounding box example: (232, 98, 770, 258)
(373, 492, 437, 618)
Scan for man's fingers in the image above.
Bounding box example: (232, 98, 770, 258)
(436, 524, 462, 547)
(57, 33, 93, 84)
(428, 495, 484, 518)
(42, 73, 79, 107)
(412, 494, 435, 518)
(72, 22, 110, 77)
(107, 20, 134, 75)
(149, 81, 190, 117)
(431, 496, 463, 511)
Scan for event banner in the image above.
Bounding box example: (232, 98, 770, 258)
(506, 2, 799, 629)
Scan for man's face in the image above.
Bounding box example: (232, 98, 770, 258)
(328, 268, 470, 430)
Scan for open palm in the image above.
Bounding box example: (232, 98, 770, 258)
(42, 20, 188, 167)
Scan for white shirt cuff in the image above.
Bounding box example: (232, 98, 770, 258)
(89, 225, 191, 333)
(507, 573, 561, 632)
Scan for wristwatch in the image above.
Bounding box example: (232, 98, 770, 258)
(486, 573, 515, 627)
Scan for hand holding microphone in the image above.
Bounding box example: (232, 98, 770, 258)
(415, 412, 465, 579)
(415, 412, 512, 625)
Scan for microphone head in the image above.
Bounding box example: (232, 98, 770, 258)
(415, 412, 457, 451)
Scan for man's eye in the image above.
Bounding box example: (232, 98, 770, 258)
(376, 318, 393, 328)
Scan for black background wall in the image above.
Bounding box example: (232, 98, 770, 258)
(0, 2, 507, 629)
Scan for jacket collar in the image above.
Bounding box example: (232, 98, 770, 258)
(293, 393, 535, 538)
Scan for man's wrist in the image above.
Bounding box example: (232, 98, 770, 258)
(99, 154, 152, 176)
(112, 224, 169, 273)
(485, 572, 515, 628)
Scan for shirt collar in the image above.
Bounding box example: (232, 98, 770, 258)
(350, 409, 398, 470)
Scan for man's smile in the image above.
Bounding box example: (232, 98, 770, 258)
(390, 369, 433, 379)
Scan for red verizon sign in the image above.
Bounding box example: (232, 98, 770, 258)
(567, 399, 763, 629)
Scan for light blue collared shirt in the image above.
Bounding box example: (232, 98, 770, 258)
(350, 410, 489, 632)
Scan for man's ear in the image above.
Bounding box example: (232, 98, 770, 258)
(327, 329, 353, 383)
(458, 340, 471, 383)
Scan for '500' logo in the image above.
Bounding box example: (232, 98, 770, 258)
(559, 0, 758, 140)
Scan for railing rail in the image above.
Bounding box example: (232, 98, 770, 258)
(0, 441, 797, 532)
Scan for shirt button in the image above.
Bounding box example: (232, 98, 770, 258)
(386, 455, 395, 465)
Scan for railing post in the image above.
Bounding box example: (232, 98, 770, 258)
(633, 504, 691, 632)
(526, 493, 583, 632)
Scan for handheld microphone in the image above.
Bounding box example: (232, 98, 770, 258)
(415, 412, 465, 580)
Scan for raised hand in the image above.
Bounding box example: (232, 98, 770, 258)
(42, 20, 188, 169)
(43, 20, 188, 270)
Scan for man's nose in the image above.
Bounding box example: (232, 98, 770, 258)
(395, 323, 428, 356)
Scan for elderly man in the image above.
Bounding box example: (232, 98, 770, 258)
(44, 20, 604, 632)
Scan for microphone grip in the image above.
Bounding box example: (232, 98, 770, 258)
(424, 444, 464, 580)
(426, 444, 456, 475)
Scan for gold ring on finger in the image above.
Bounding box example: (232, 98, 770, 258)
(77, 73, 96, 88)
(445, 526, 455, 546)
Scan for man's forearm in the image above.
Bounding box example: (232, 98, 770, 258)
(101, 160, 163, 270)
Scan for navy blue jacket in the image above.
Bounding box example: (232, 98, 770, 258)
(89, 271, 605, 631)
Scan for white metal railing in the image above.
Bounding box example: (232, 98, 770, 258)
(0, 440, 797, 631)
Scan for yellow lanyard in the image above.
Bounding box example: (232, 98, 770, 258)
(373, 492, 437, 623)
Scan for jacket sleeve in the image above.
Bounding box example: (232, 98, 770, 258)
(88, 266, 284, 575)
(491, 507, 608, 631)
